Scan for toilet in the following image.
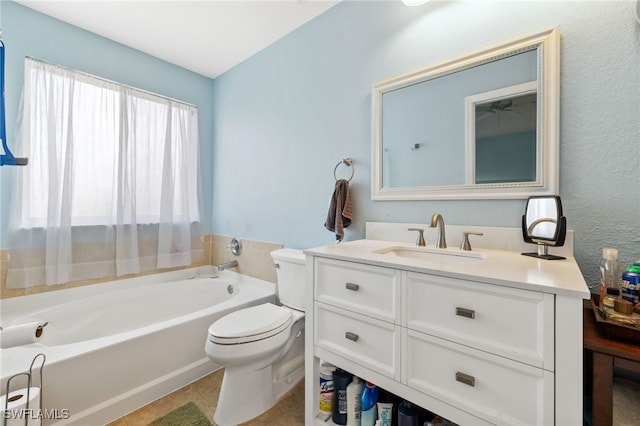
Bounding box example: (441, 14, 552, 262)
(205, 248, 306, 426)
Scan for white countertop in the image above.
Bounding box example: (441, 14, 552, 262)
(304, 239, 590, 299)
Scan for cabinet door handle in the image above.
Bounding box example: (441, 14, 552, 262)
(345, 331, 359, 342)
(456, 307, 475, 319)
(455, 371, 476, 387)
(345, 282, 360, 291)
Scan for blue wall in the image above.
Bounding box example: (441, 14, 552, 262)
(2, 1, 639, 289)
(211, 0, 639, 288)
(0, 1, 215, 245)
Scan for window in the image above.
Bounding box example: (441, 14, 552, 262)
(7, 58, 203, 288)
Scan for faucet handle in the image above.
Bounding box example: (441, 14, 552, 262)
(408, 228, 426, 247)
(460, 231, 483, 251)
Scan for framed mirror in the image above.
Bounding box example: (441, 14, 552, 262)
(521, 195, 566, 260)
(371, 28, 559, 200)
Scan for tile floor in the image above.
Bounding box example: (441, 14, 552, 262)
(107, 369, 305, 426)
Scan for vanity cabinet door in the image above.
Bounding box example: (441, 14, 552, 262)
(405, 272, 554, 369)
(403, 329, 554, 426)
(315, 258, 400, 322)
(315, 301, 401, 379)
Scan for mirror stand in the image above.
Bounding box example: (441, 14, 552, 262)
(522, 243, 566, 261)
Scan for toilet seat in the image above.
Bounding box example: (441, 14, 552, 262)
(208, 303, 293, 345)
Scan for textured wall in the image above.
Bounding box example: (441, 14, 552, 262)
(211, 1, 639, 290)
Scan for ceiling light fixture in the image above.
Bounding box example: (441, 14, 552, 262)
(402, 0, 430, 6)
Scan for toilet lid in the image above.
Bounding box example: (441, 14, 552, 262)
(208, 303, 293, 344)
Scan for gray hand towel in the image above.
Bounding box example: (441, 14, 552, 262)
(324, 179, 353, 242)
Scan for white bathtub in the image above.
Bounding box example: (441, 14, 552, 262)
(0, 266, 276, 425)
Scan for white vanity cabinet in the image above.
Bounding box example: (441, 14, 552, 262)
(403, 271, 555, 425)
(314, 257, 402, 379)
(404, 272, 555, 369)
(304, 240, 589, 426)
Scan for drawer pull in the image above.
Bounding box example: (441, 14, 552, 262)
(455, 371, 476, 387)
(345, 331, 359, 342)
(345, 282, 360, 291)
(456, 307, 475, 319)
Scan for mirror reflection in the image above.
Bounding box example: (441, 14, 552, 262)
(469, 82, 537, 184)
(381, 49, 537, 188)
(525, 197, 559, 240)
(371, 29, 559, 200)
(522, 195, 566, 260)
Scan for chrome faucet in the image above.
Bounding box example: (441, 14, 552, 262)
(430, 213, 447, 248)
(217, 260, 238, 271)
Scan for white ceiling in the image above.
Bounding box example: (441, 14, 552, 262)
(15, 0, 341, 79)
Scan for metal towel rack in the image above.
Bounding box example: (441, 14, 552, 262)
(333, 158, 354, 182)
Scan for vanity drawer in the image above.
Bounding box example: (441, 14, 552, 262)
(315, 258, 400, 322)
(405, 272, 554, 369)
(315, 302, 400, 379)
(403, 329, 554, 426)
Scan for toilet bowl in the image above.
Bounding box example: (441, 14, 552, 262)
(205, 248, 306, 426)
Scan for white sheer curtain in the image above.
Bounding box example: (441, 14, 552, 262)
(6, 58, 203, 288)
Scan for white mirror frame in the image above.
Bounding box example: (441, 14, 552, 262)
(371, 28, 559, 200)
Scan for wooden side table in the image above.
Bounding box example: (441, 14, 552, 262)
(583, 305, 640, 426)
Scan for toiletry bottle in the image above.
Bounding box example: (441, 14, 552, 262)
(376, 390, 394, 426)
(621, 260, 640, 307)
(320, 362, 336, 417)
(398, 400, 419, 426)
(599, 248, 620, 310)
(626, 260, 640, 274)
(620, 265, 640, 309)
(602, 287, 620, 309)
(333, 369, 352, 425)
(346, 376, 364, 426)
(361, 381, 379, 426)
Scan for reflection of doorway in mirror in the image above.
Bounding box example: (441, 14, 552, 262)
(465, 81, 538, 185)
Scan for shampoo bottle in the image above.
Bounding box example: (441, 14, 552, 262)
(332, 369, 352, 425)
(346, 376, 364, 426)
(398, 400, 419, 426)
(361, 381, 379, 426)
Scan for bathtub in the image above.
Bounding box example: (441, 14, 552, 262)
(0, 266, 276, 425)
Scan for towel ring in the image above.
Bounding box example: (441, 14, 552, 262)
(334, 158, 354, 182)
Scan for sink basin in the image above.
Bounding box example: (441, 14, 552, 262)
(374, 245, 487, 262)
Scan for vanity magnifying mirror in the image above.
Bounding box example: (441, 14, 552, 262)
(371, 28, 559, 200)
(521, 195, 566, 260)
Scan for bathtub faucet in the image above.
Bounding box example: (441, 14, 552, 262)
(217, 260, 238, 271)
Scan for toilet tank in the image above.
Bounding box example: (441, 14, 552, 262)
(271, 248, 306, 311)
